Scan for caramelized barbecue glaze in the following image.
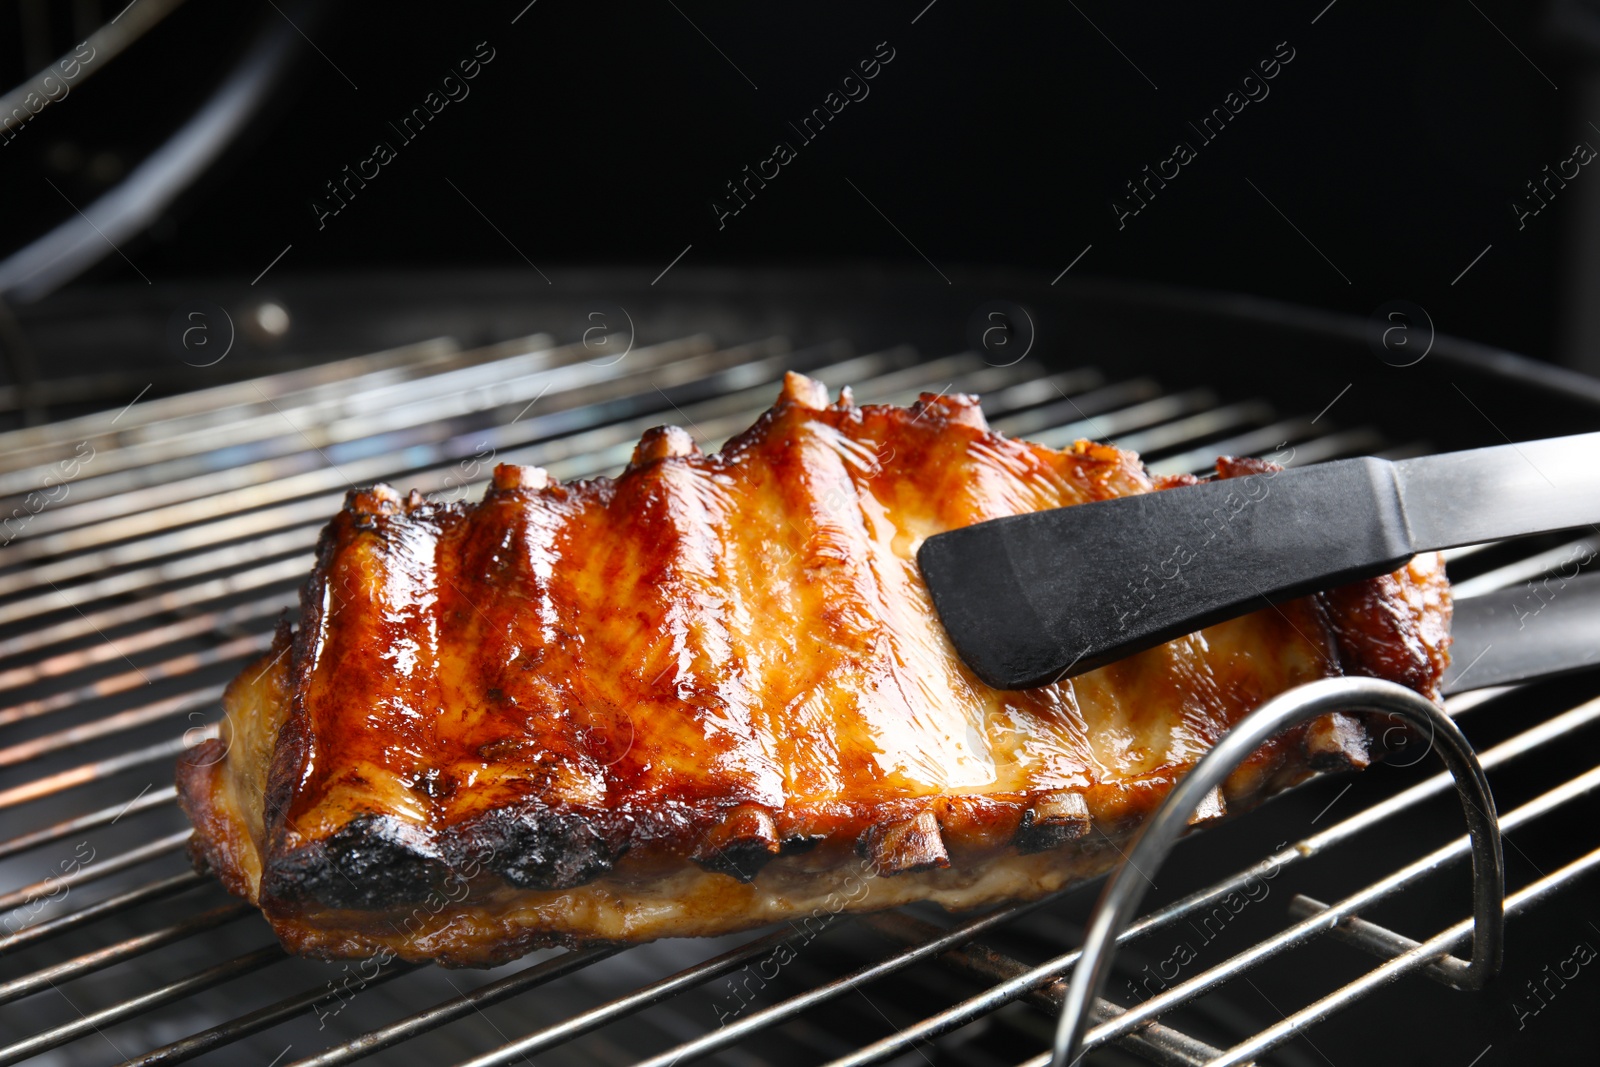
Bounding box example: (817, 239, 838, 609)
(178, 372, 1451, 965)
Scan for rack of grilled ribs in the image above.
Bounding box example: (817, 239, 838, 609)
(177, 371, 1450, 966)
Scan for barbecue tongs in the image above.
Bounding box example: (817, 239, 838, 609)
(918, 431, 1600, 691)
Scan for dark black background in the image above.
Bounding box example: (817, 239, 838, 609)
(0, 0, 1584, 365)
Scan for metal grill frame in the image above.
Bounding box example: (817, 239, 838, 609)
(4, 276, 1600, 1066)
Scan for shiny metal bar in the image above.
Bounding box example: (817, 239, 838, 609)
(0, 336, 772, 559)
(122, 960, 422, 1066)
(817, 695, 1600, 1067)
(1052, 678, 1504, 1065)
(628, 901, 1057, 1067)
(0, 592, 290, 693)
(989, 379, 1161, 439)
(0, 902, 251, 1006)
(450, 927, 829, 1067)
(0, 638, 255, 727)
(0, 685, 231, 769)
(1266, 427, 1388, 469)
(1112, 401, 1277, 456)
(0, 335, 584, 500)
(974, 368, 1109, 418)
(1143, 417, 1312, 475)
(0, 946, 284, 1064)
(0, 784, 176, 862)
(1028, 390, 1221, 450)
(1450, 535, 1600, 599)
(861, 912, 1223, 1067)
(0, 336, 463, 470)
(0, 555, 306, 659)
(1148, 424, 1383, 478)
(289, 947, 621, 1066)
(0, 680, 221, 740)
(0, 736, 190, 811)
(1205, 846, 1600, 1067)
(0, 528, 316, 625)
(1065, 762, 1600, 1057)
(0, 870, 202, 956)
(1285, 894, 1471, 988)
(0, 829, 191, 914)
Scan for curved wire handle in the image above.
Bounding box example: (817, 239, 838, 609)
(1051, 676, 1504, 1067)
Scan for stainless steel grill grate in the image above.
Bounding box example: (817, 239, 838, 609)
(2, 328, 1598, 1066)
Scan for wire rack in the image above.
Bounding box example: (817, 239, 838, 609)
(2, 330, 1599, 1066)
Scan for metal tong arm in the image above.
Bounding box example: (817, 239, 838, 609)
(1051, 676, 1505, 1067)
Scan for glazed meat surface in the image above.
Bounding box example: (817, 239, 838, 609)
(178, 372, 1451, 965)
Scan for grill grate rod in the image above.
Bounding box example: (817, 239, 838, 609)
(623, 898, 1059, 1067)
(0, 556, 309, 660)
(0, 901, 251, 1006)
(122, 959, 425, 1067)
(1010, 760, 1600, 1064)
(0, 333, 598, 500)
(0, 337, 464, 464)
(0, 592, 293, 694)
(0, 684, 234, 768)
(0, 784, 176, 862)
(1194, 844, 1600, 1067)
(0, 944, 287, 1066)
(0, 828, 191, 916)
(988, 379, 1169, 439)
(0, 737, 190, 811)
(0, 335, 1536, 1067)
(286, 945, 626, 1067)
(0, 344, 957, 599)
(0, 869, 201, 956)
(792, 700, 1600, 1067)
(1450, 534, 1600, 599)
(0, 640, 250, 726)
(0, 528, 319, 629)
(862, 911, 1225, 1067)
(0, 341, 895, 603)
(432, 929, 829, 1067)
(0, 333, 745, 547)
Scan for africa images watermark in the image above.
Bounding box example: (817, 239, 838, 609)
(1511, 931, 1598, 1031)
(1, 840, 96, 935)
(311, 41, 498, 230)
(0, 39, 97, 147)
(312, 843, 499, 1030)
(1111, 40, 1297, 230)
(1511, 139, 1596, 232)
(1113, 443, 1296, 632)
(707, 851, 893, 1027)
(0, 441, 95, 547)
(710, 40, 898, 230)
(1123, 860, 1283, 1006)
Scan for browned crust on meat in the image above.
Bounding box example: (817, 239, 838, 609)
(176, 374, 1451, 965)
